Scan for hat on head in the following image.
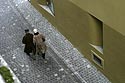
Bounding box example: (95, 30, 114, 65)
(33, 29, 38, 33)
(25, 29, 29, 32)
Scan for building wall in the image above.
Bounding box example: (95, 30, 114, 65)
(104, 24, 125, 83)
(70, 0, 125, 35)
(30, 0, 125, 83)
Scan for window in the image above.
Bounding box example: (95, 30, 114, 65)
(89, 14, 103, 53)
(91, 51, 104, 68)
(46, 0, 54, 14)
(39, 0, 55, 16)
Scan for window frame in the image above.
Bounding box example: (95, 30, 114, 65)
(39, 0, 55, 16)
(91, 50, 104, 69)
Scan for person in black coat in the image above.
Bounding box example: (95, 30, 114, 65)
(22, 29, 35, 56)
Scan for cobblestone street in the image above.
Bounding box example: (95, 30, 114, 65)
(0, 0, 111, 83)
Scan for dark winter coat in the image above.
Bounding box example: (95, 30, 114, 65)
(22, 33, 34, 54)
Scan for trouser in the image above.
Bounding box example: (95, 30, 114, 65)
(42, 53, 45, 59)
(38, 51, 45, 59)
(36, 48, 46, 59)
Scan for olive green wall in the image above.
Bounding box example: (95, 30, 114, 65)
(31, 0, 91, 57)
(53, 0, 90, 57)
(70, 0, 125, 36)
(37, 0, 46, 5)
(88, 15, 103, 46)
(30, 0, 125, 83)
(104, 24, 125, 83)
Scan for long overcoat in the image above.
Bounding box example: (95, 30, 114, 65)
(33, 33, 47, 54)
(22, 33, 34, 54)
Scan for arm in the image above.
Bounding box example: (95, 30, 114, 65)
(22, 36, 26, 44)
(40, 34, 46, 42)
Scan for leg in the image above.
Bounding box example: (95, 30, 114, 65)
(42, 53, 47, 63)
(42, 53, 45, 59)
(41, 49, 46, 59)
(25, 52, 30, 56)
(32, 44, 36, 55)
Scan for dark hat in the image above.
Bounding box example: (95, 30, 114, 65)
(25, 29, 29, 32)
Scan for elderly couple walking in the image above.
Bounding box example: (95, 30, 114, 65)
(22, 29, 47, 60)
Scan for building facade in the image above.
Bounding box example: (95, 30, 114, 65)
(30, 0, 125, 83)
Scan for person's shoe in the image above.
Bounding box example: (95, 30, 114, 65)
(42, 53, 45, 59)
(44, 60, 47, 63)
(33, 58, 36, 60)
(37, 52, 40, 55)
(31, 54, 36, 60)
(26, 53, 30, 56)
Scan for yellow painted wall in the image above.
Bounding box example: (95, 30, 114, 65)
(88, 14, 103, 46)
(30, 0, 125, 83)
(31, 0, 91, 57)
(70, 0, 125, 36)
(103, 24, 125, 83)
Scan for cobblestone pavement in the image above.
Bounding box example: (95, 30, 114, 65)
(0, 0, 111, 83)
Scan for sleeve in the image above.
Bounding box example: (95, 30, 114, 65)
(22, 36, 26, 44)
(40, 34, 45, 42)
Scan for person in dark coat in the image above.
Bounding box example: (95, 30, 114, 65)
(22, 29, 34, 56)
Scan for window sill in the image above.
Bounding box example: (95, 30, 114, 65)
(39, 4, 55, 17)
(89, 43, 103, 54)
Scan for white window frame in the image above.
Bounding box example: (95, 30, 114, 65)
(91, 50, 104, 69)
(39, 0, 55, 16)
